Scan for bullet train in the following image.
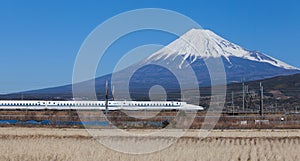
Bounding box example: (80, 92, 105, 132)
(0, 100, 204, 111)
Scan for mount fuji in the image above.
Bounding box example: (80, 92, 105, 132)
(144, 28, 299, 81)
(108, 28, 298, 100)
(148, 29, 297, 70)
(3, 28, 300, 101)
(122, 28, 299, 90)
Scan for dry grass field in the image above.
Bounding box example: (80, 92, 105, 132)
(0, 128, 299, 161)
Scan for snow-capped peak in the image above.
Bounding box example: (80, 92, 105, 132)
(147, 28, 298, 70)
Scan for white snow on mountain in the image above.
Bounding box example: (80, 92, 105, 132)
(146, 28, 298, 70)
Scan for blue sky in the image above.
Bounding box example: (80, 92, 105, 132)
(0, 0, 299, 94)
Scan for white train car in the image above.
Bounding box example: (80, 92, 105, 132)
(0, 100, 204, 111)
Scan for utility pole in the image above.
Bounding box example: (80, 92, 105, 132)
(259, 82, 264, 116)
(105, 80, 109, 115)
(232, 91, 234, 114)
(242, 81, 245, 112)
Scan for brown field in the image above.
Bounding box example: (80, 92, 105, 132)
(0, 128, 299, 161)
